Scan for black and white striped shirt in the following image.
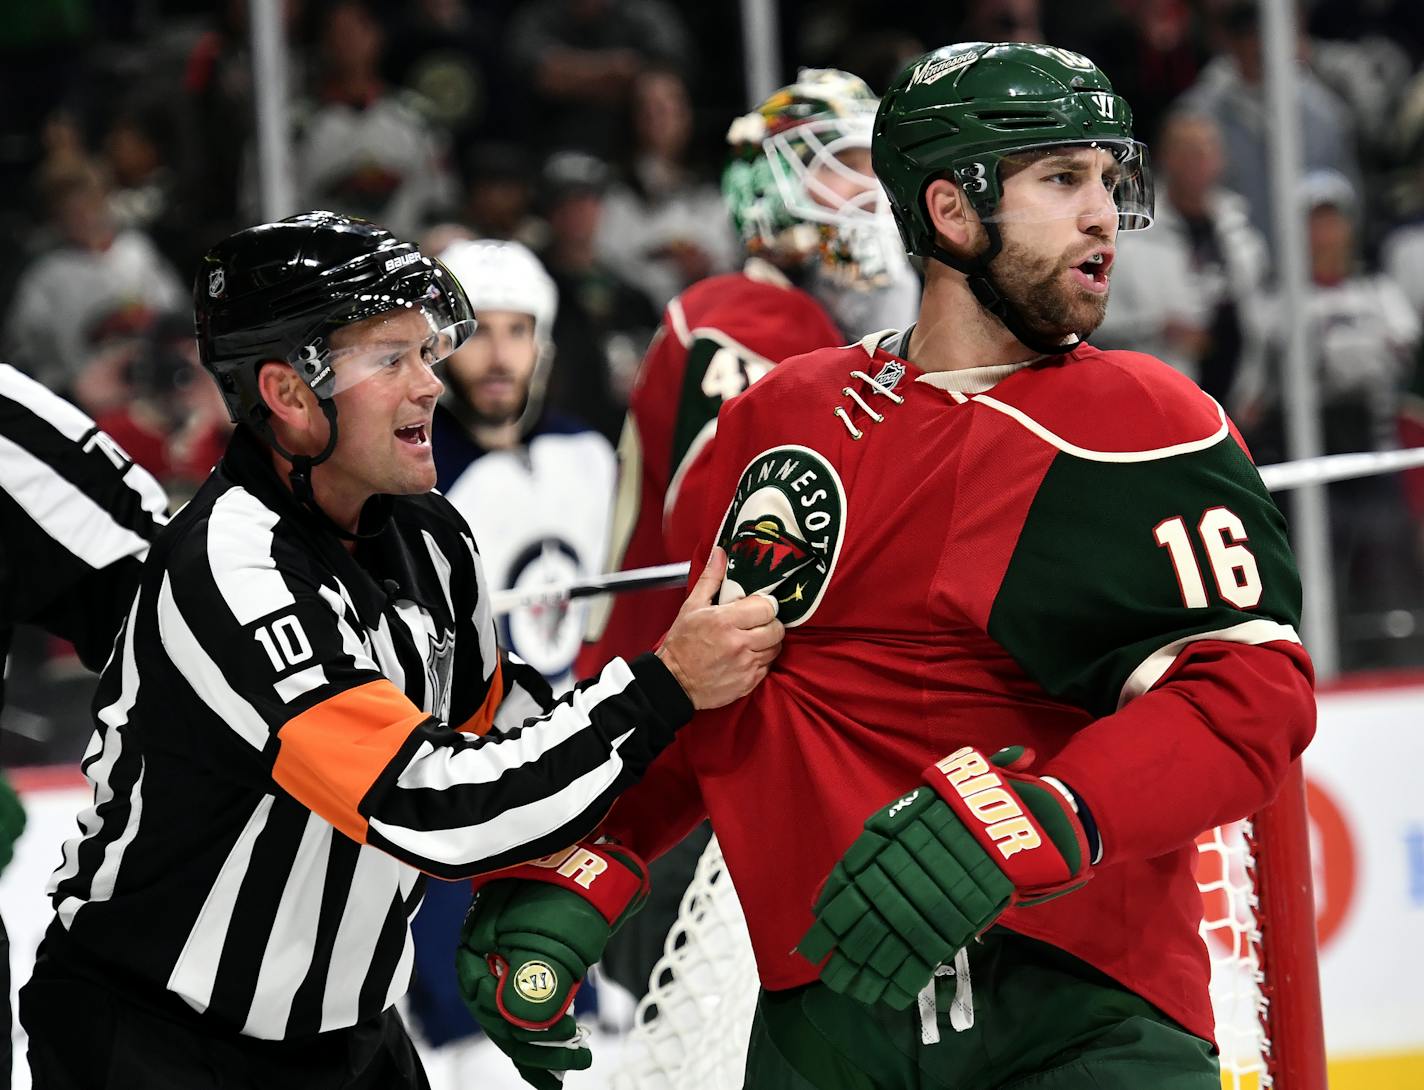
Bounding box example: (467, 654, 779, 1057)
(43, 425, 690, 1040)
(0, 363, 169, 709)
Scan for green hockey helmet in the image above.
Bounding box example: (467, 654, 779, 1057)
(874, 42, 1153, 260)
(722, 68, 899, 285)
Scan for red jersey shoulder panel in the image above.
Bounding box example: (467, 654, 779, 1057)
(974, 345, 1228, 457)
(670, 273, 843, 365)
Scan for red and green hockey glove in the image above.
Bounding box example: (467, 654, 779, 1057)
(456, 840, 650, 1090)
(797, 745, 1095, 1009)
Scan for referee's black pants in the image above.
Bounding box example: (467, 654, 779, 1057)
(20, 950, 430, 1090)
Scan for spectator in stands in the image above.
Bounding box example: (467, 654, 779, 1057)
(1176, 0, 1361, 250)
(1095, 111, 1268, 415)
(385, 0, 502, 149)
(960, 0, 1043, 43)
(1258, 172, 1424, 667)
(179, 0, 308, 245)
(1382, 155, 1424, 321)
(537, 150, 659, 442)
(93, 312, 232, 499)
(597, 65, 737, 311)
(4, 158, 184, 402)
(506, 0, 691, 159)
(291, 0, 457, 239)
(1048, 0, 1209, 144)
(457, 141, 546, 250)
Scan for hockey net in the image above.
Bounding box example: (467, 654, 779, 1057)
(610, 763, 1325, 1090)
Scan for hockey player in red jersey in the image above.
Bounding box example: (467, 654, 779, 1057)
(461, 43, 1315, 1090)
(578, 68, 918, 676)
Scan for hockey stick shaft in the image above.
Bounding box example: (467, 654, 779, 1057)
(491, 562, 692, 615)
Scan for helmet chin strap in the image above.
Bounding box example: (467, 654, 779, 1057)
(928, 222, 1081, 359)
(263, 399, 391, 542)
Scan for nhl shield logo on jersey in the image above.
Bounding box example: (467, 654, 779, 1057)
(715, 444, 846, 626)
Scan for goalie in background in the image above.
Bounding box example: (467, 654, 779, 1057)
(576, 67, 919, 1006)
(464, 42, 1315, 1090)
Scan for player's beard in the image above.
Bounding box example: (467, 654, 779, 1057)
(449, 369, 528, 430)
(989, 234, 1110, 344)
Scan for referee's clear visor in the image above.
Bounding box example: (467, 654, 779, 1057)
(974, 140, 1154, 232)
(289, 264, 477, 398)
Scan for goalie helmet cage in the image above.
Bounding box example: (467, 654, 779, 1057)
(610, 760, 1327, 1090)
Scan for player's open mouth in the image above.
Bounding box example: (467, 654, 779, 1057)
(394, 423, 429, 446)
(1069, 250, 1113, 294)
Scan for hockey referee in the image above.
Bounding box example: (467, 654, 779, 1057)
(1, 363, 170, 1087)
(18, 211, 783, 1090)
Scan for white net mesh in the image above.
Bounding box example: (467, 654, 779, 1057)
(1197, 821, 1270, 1090)
(609, 837, 758, 1090)
(611, 828, 1275, 1090)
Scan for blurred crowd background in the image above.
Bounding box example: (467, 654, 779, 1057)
(5, 0, 1424, 768)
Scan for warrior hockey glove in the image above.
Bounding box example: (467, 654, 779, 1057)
(797, 745, 1095, 1010)
(457, 841, 650, 1090)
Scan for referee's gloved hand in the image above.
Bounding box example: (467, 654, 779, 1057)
(796, 745, 1095, 1009)
(456, 841, 650, 1089)
(0, 773, 26, 876)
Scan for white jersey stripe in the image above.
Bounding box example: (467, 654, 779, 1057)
(51, 596, 144, 902)
(422, 530, 455, 620)
(967, 393, 1230, 463)
(275, 663, 329, 703)
(0, 432, 154, 569)
(241, 813, 334, 1039)
(383, 928, 416, 1013)
(317, 583, 381, 673)
(320, 846, 406, 1030)
(157, 574, 271, 751)
(370, 727, 634, 867)
(0, 361, 101, 441)
(1117, 619, 1303, 709)
(167, 795, 276, 1014)
(208, 489, 296, 625)
(392, 658, 637, 792)
(464, 535, 497, 681)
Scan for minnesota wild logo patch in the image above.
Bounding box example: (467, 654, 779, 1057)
(715, 445, 846, 626)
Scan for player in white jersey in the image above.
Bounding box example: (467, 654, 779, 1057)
(432, 239, 615, 690)
(413, 239, 617, 1063)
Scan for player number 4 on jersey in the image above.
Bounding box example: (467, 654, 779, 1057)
(1153, 507, 1262, 610)
(700, 347, 773, 403)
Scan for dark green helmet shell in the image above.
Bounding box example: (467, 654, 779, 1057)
(873, 42, 1141, 257)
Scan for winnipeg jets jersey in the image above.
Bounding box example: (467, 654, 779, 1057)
(433, 408, 615, 687)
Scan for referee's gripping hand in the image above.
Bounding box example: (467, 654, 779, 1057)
(655, 546, 784, 709)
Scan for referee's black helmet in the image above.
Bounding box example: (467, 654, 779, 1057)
(194, 210, 474, 431)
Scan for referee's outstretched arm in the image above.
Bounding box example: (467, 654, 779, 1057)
(152, 500, 775, 880)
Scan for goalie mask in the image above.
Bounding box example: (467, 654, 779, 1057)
(436, 238, 559, 436)
(723, 68, 902, 290)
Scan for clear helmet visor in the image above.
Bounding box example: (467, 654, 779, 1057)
(974, 140, 1154, 232)
(288, 260, 477, 397)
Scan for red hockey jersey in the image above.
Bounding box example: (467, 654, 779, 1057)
(577, 264, 844, 676)
(600, 334, 1316, 1043)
